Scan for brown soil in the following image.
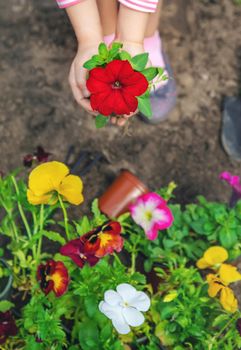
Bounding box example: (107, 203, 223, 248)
(0, 0, 241, 212)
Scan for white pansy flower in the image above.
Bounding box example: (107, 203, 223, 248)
(99, 283, 151, 334)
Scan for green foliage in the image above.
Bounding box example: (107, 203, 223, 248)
(95, 114, 109, 129)
(1, 168, 241, 350)
(23, 294, 67, 349)
(131, 53, 149, 71)
(0, 300, 14, 312)
(141, 67, 159, 81)
(137, 93, 152, 118)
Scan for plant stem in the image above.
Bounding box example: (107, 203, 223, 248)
(37, 204, 44, 262)
(130, 235, 141, 275)
(58, 194, 70, 241)
(208, 312, 239, 349)
(113, 252, 122, 265)
(11, 176, 32, 240)
(0, 198, 19, 241)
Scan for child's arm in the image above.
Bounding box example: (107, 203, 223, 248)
(66, 0, 103, 114)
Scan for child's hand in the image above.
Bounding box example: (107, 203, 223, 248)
(69, 44, 100, 116)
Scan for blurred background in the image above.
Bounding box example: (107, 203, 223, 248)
(0, 0, 241, 211)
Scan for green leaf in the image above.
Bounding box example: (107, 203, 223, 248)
(100, 323, 112, 342)
(212, 314, 228, 327)
(83, 59, 97, 70)
(91, 199, 101, 217)
(110, 42, 123, 51)
(0, 300, 14, 312)
(142, 67, 158, 81)
(95, 114, 109, 128)
(84, 295, 98, 318)
(98, 43, 108, 58)
(218, 227, 237, 249)
(137, 95, 152, 118)
(91, 55, 104, 65)
(79, 321, 100, 349)
(119, 50, 132, 61)
(109, 42, 123, 60)
(43, 230, 66, 245)
(131, 53, 149, 71)
(157, 67, 164, 76)
(76, 216, 91, 236)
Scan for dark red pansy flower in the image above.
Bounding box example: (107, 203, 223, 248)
(237, 318, 241, 336)
(60, 222, 123, 268)
(85, 221, 123, 258)
(86, 60, 148, 116)
(0, 311, 18, 344)
(35, 146, 51, 163)
(23, 146, 51, 168)
(23, 154, 34, 168)
(37, 260, 69, 297)
(60, 238, 100, 269)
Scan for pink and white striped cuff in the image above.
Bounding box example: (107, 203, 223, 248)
(56, 0, 81, 9)
(56, 0, 159, 12)
(118, 0, 158, 13)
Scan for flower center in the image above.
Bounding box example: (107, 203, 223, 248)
(120, 301, 130, 308)
(112, 81, 122, 89)
(98, 232, 112, 247)
(145, 211, 153, 221)
(80, 253, 87, 260)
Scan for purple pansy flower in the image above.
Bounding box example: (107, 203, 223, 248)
(220, 171, 241, 207)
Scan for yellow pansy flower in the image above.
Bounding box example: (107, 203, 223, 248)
(163, 291, 178, 303)
(218, 263, 241, 285)
(207, 273, 239, 313)
(27, 161, 84, 206)
(196, 246, 228, 269)
(220, 287, 238, 313)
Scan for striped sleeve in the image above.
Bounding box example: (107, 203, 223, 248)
(56, 0, 81, 9)
(118, 0, 159, 13)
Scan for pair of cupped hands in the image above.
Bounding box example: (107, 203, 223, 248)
(69, 41, 147, 126)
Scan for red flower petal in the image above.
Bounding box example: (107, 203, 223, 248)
(105, 60, 126, 81)
(122, 71, 148, 96)
(88, 67, 113, 84)
(37, 260, 69, 297)
(0, 312, 18, 344)
(112, 91, 132, 115)
(105, 90, 130, 115)
(121, 91, 138, 114)
(95, 221, 123, 258)
(86, 76, 111, 94)
(103, 221, 122, 235)
(90, 92, 113, 116)
(60, 239, 100, 268)
(51, 261, 69, 297)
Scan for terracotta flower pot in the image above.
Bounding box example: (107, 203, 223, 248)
(0, 259, 13, 301)
(99, 170, 149, 218)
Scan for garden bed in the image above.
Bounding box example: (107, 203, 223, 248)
(0, 162, 241, 349)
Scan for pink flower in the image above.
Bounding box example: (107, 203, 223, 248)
(219, 172, 241, 194)
(129, 193, 174, 240)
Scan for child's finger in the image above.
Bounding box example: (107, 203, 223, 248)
(76, 66, 90, 96)
(111, 117, 117, 124)
(117, 118, 127, 127)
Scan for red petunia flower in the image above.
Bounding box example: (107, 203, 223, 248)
(37, 260, 69, 297)
(86, 60, 148, 116)
(0, 311, 18, 344)
(60, 222, 123, 268)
